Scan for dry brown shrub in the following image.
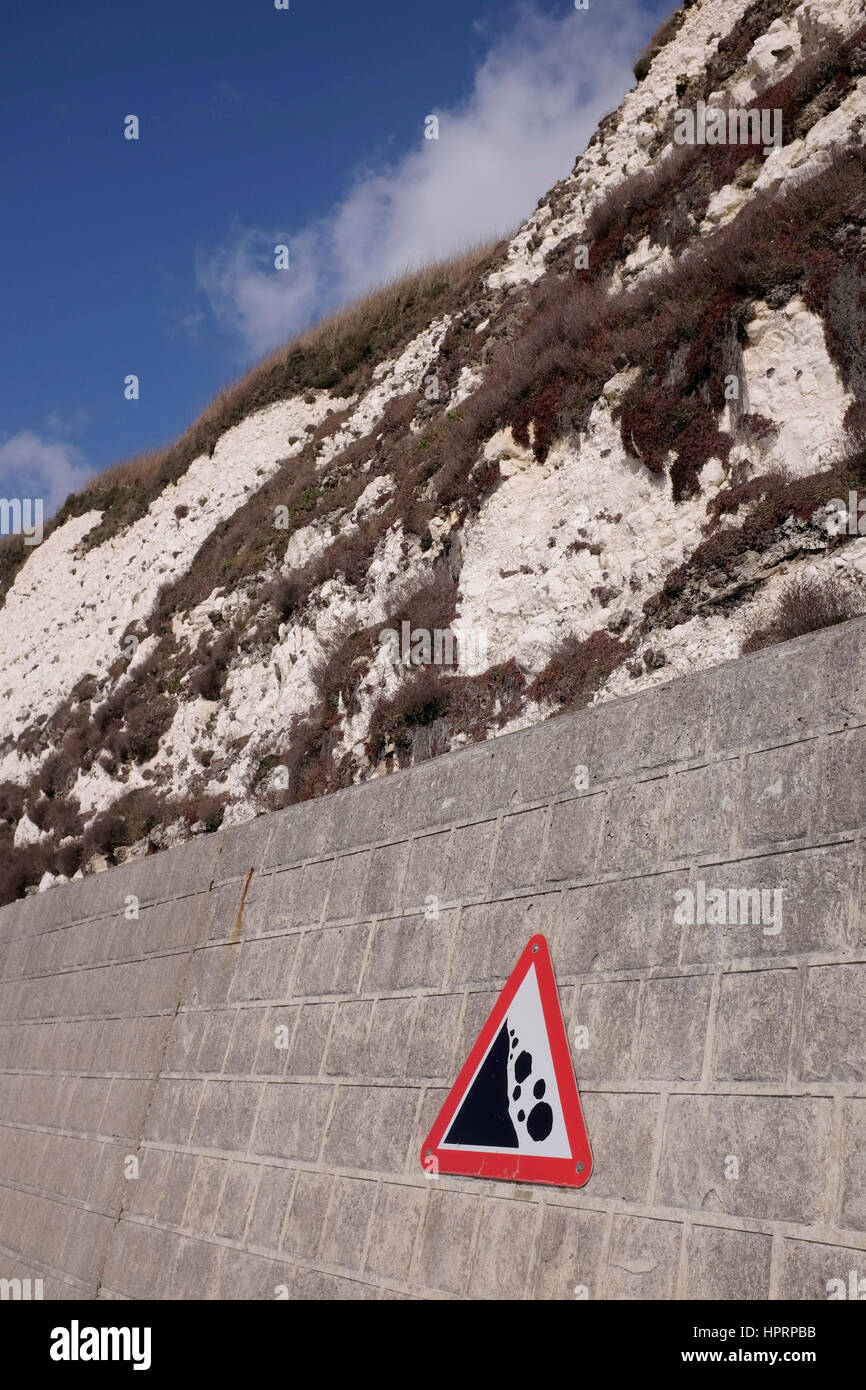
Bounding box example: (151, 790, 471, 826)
(529, 630, 633, 711)
(742, 571, 865, 653)
(633, 7, 687, 81)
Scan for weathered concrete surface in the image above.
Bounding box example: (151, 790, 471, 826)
(1, 620, 865, 1299)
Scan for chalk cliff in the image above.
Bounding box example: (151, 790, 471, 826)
(1, 0, 864, 899)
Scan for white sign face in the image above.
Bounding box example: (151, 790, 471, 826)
(440, 964, 571, 1159)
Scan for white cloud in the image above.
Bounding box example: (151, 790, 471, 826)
(0, 431, 91, 515)
(42, 407, 88, 437)
(196, 225, 323, 357)
(196, 0, 652, 359)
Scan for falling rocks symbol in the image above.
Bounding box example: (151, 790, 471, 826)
(422, 934, 592, 1187)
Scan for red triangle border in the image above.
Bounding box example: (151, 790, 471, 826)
(421, 934, 593, 1188)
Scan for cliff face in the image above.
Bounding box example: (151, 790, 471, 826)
(2, 0, 865, 899)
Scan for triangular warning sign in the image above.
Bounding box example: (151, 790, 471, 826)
(422, 935, 592, 1187)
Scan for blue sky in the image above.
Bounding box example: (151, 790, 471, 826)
(0, 0, 667, 513)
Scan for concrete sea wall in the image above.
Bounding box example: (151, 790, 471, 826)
(1, 620, 865, 1299)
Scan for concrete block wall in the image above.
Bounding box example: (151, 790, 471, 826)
(1, 619, 865, 1300)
